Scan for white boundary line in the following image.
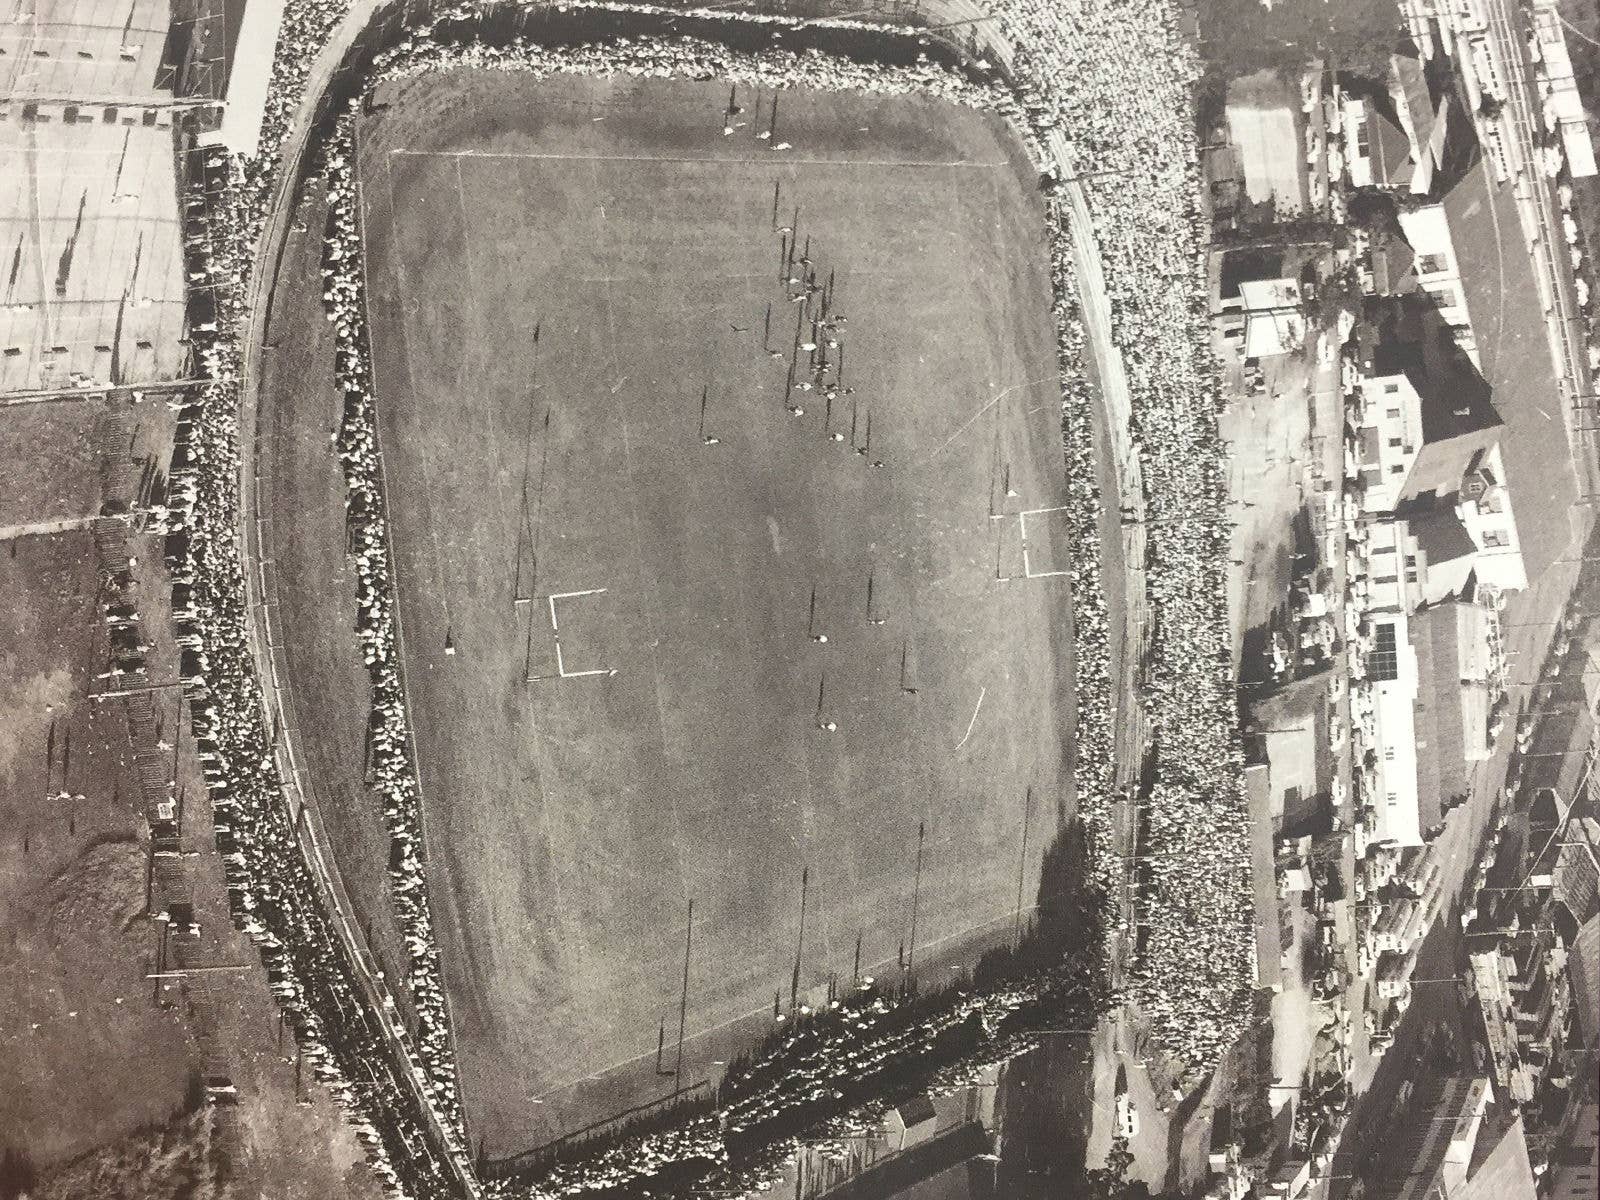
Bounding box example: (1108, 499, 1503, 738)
(989, 505, 1072, 581)
(531, 587, 617, 679)
(393, 147, 1005, 170)
(953, 686, 987, 750)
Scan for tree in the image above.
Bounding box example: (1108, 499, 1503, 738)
(1195, 0, 1404, 86)
(1081, 1135, 1152, 1200)
(1314, 0, 1410, 83)
(1311, 265, 1365, 330)
(1346, 186, 1403, 236)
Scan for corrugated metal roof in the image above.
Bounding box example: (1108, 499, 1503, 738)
(1566, 912, 1600, 1046)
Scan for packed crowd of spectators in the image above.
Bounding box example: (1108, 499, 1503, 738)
(997, 0, 1255, 1080)
(320, 112, 464, 1131)
(170, 0, 1251, 1193)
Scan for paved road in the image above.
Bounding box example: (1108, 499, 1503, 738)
(1484, 0, 1600, 498)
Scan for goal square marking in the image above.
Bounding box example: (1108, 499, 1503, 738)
(528, 587, 618, 680)
(990, 506, 1072, 581)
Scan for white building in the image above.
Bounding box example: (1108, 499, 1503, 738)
(1343, 97, 1376, 189)
(1370, 610, 1424, 847)
(1374, 897, 1427, 954)
(1376, 941, 1422, 1000)
(1357, 369, 1430, 516)
(1214, 273, 1308, 361)
(1397, 206, 1478, 362)
(1451, 444, 1527, 594)
(1241, 278, 1307, 359)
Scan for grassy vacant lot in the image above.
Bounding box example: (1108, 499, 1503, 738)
(0, 530, 192, 1166)
(342, 68, 1075, 1159)
(0, 401, 106, 529)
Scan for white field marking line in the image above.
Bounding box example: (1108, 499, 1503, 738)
(989, 508, 1017, 584)
(1018, 505, 1072, 579)
(537, 588, 617, 678)
(376, 156, 455, 638)
(989, 505, 1072, 580)
(363, 160, 505, 1177)
(395, 147, 1006, 170)
(954, 686, 987, 751)
(349, 153, 507, 1186)
(352, 161, 478, 1143)
(922, 375, 1057, 464)
(558, 268, 914, 288)
(547, 587, 611, 632)
(546, 586, 611, 611)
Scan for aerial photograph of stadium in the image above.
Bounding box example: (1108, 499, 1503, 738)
(3, 0, 1600, 1198)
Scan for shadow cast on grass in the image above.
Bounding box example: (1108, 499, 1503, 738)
(490, 818, 1113, 1196)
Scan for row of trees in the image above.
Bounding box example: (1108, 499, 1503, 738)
(1194, 0, 1405, 86)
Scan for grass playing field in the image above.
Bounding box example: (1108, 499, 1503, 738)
(330, 66, 1076, 1159)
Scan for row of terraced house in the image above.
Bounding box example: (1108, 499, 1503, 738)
(1345, 69, 1526, 856)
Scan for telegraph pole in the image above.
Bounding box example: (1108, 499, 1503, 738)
(791, 867, 809, 1008)
(673, 899, 694, 1091)
(906, 821, 925, 988)
(1014, 786, 1033, 948)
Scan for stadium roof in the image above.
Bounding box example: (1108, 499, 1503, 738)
(0, 0, 174, 100)
(210, 0, 286, 159)
(0, 114, 188, 390)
